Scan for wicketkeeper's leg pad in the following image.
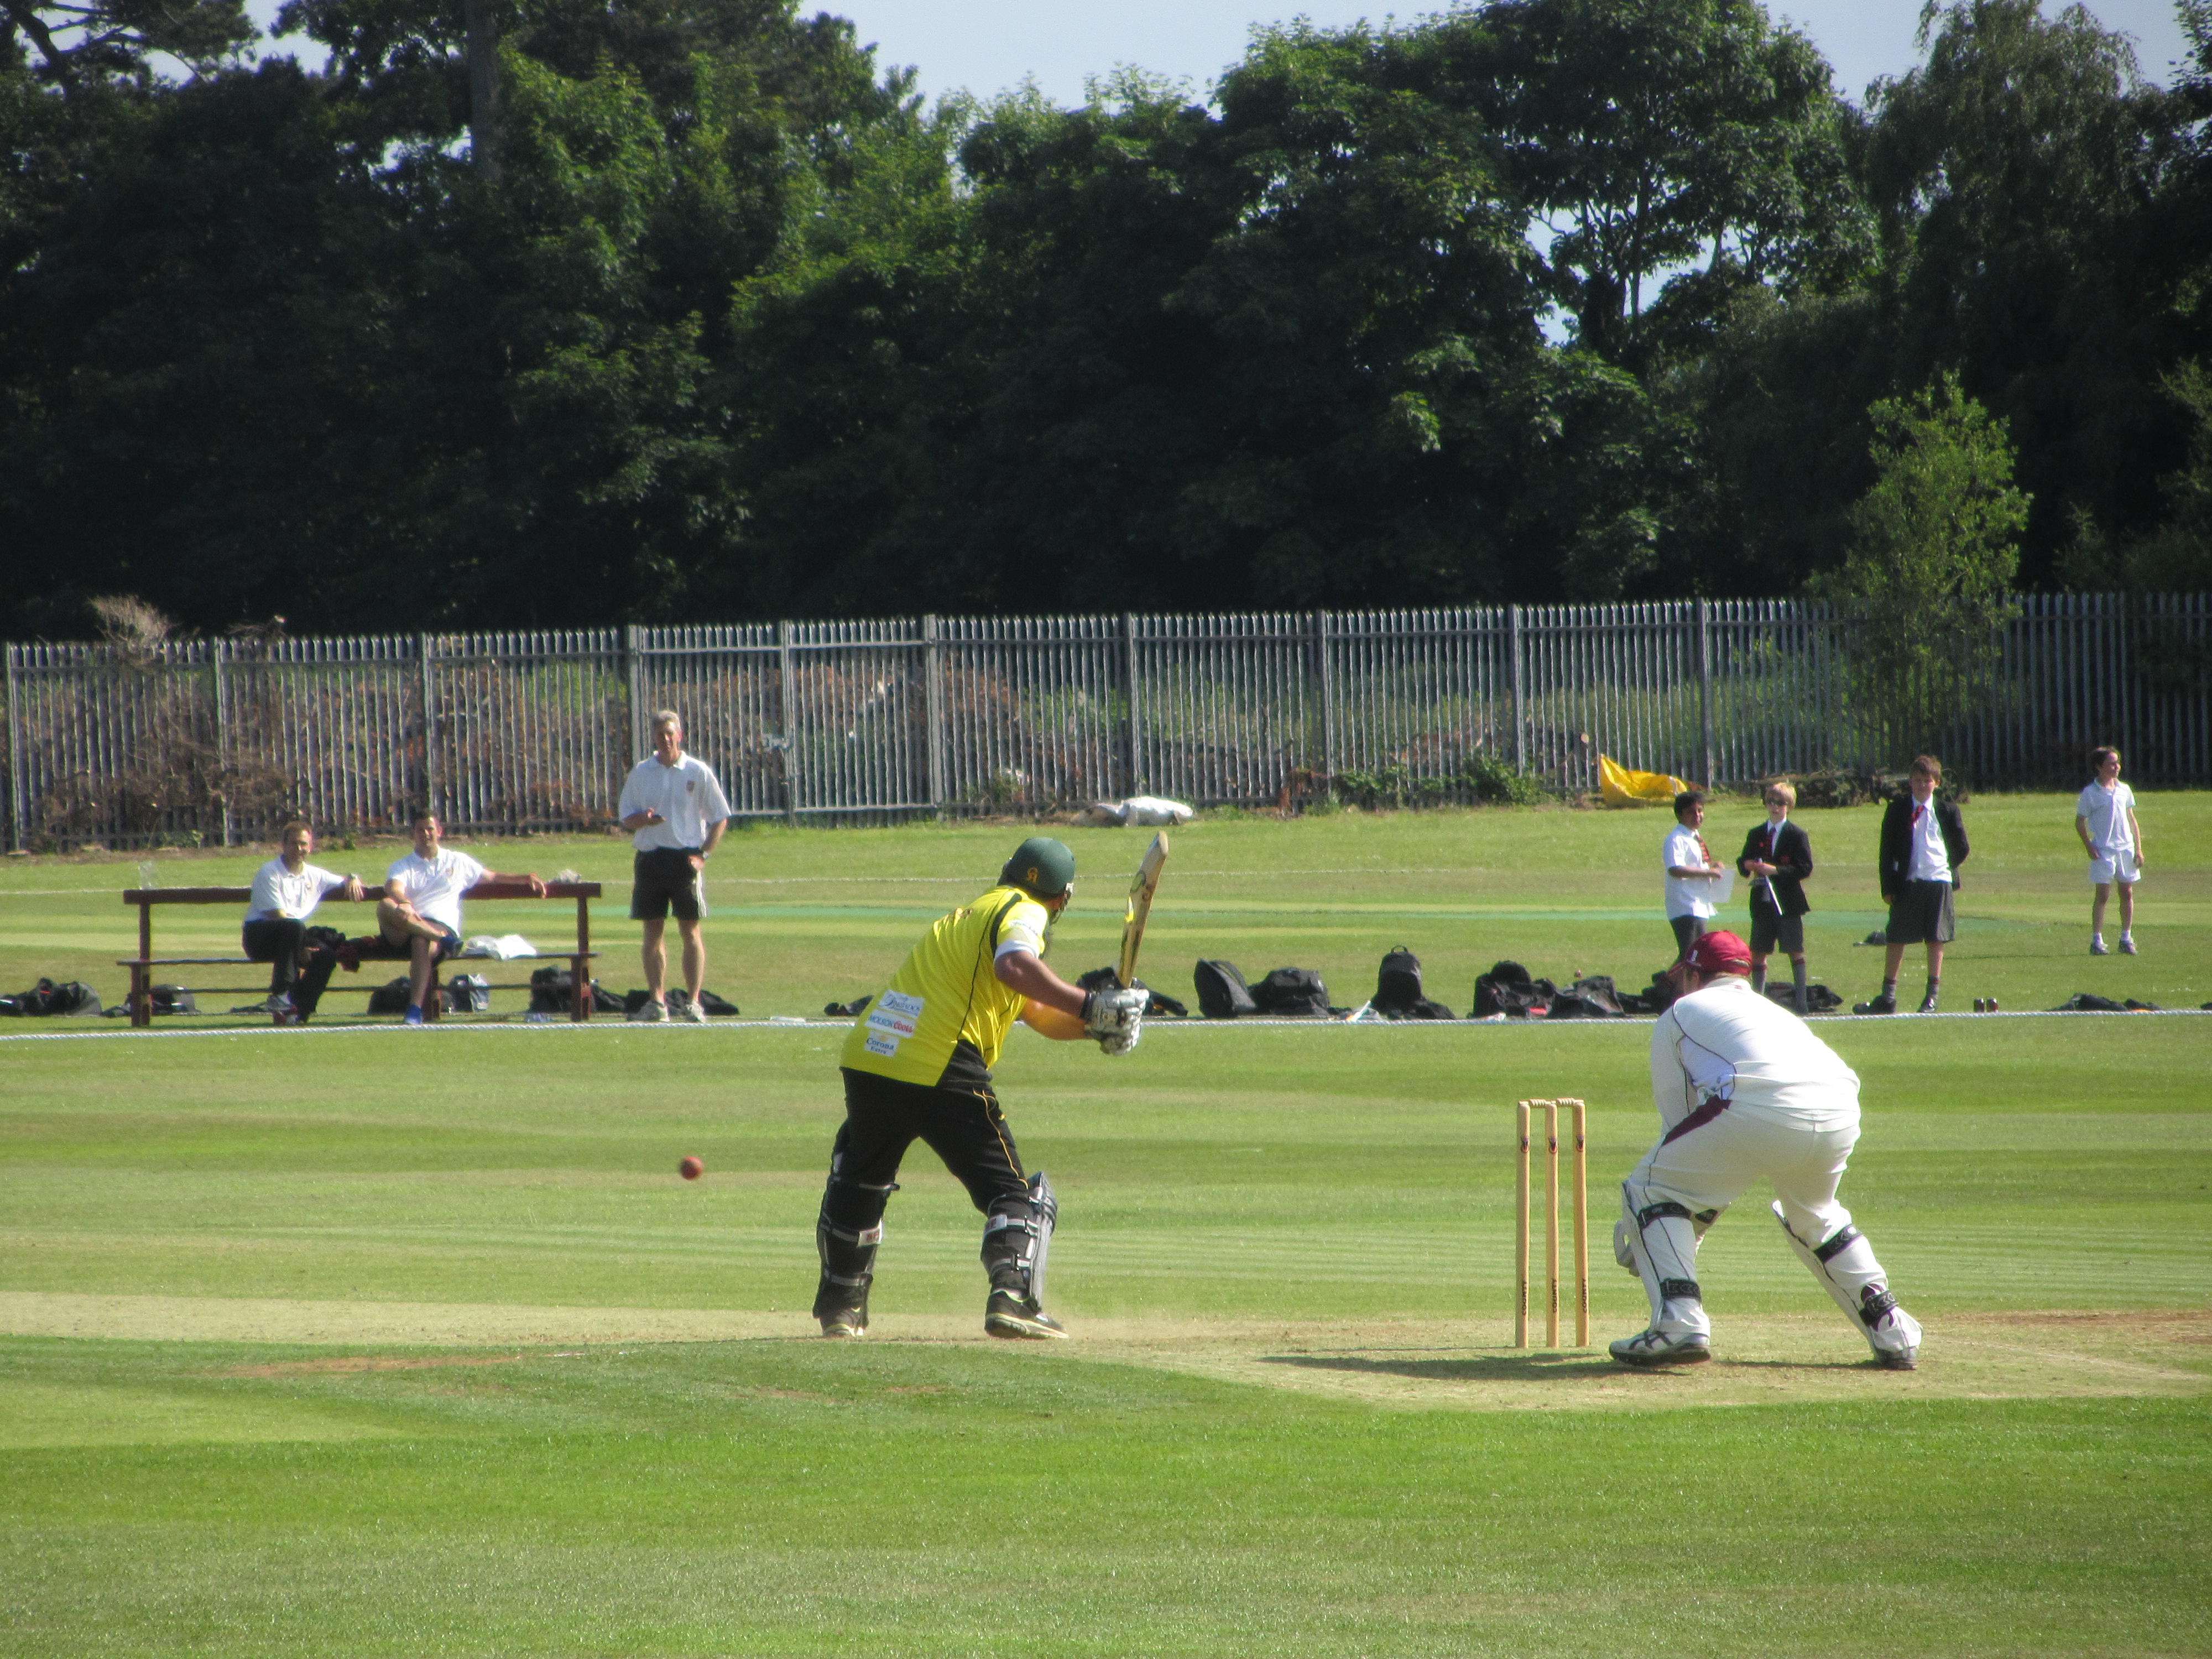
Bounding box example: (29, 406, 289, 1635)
(1770, 1201, 1921, 1360)
(1619, 1181, 1710, 1337)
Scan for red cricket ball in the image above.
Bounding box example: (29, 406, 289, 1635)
(679, 1155, 705, 1180)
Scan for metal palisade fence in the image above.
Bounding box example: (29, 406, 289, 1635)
(5, 594, 2209, 849)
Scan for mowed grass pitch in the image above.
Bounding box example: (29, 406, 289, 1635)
(2, 799, 2209, 1655)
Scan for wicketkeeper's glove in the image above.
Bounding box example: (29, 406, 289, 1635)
(1082, 987, 1147, 1056)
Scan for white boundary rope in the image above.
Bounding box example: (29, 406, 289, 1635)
(1, 1008, 2205, 1043)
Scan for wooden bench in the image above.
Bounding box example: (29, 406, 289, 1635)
(118, 881, 604, 1027)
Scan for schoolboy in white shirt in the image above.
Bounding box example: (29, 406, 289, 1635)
(2075, 747, 2144, 955)
(1662, 789, 1725, 962)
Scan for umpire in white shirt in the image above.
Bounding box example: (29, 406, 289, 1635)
(618, 709, 732, 1022)
(1611, 928, 1922, 1370)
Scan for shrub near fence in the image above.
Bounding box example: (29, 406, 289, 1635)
(5, 595, 2210, 849)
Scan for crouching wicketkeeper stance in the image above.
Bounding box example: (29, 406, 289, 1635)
(1611, 930, 1922, 1369)
(812, 837, 1147, 1340)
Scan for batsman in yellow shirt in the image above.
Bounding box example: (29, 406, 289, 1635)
(815, 837, 1147, 1340)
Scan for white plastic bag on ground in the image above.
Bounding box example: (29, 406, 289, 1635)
(1073, 795, 1195, 828)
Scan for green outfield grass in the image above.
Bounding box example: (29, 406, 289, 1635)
(6, 787, 2210, 1020)
(2, 800, 2208, 1655)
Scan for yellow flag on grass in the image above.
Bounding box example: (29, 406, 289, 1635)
(1598, 754, 1693, 808)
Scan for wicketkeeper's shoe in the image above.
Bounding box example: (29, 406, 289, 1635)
(1608, 1327, 1711, 1367)
(984, 1290, 1070, 1340)
(1853, 993, 1897, 1015)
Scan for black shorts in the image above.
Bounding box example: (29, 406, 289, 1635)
(1885, 879, 1956, 946)
(365, 919, 460, 961)
(630, 847, 706, 921)
(1749, 905, 1805, 956)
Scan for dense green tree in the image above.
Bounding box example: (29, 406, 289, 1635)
(725, 24, 1684, 615)
(2, 0, 253, 88)
(1815, 372, 2029, 760)
(1860, 0, 2181, 582)
(1468, 0, 1867, 361)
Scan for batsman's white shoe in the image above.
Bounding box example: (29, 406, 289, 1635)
(1608, 1328, 1711, 1367)
(984, 1290, 1069, 1340)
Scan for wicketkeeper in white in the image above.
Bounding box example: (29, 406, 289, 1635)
(2075, 746, 2144, 956)
(1611, 928, 1922, 1369)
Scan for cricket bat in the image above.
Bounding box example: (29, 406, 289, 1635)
(1116, 831, 1170, 989)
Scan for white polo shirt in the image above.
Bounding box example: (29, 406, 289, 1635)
(1905, 797, 1952, 883)
(2076, 781, 2136, 855)
(618, 754, 733, 852)
(246, 859, 348, 923)
(1662, 823, 1717, 920)
(384, 848, 487, 933)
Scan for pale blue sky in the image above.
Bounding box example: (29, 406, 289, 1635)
(823, 0, 2192, 107)
(243, 1, 2194, 103)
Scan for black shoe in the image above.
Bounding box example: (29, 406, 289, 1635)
(818, 1307, 868, 1339)
(1917, 993, 1939, 1014)
(1853, 993, 1896, 1015)
(984, 1290, 1069, 1340)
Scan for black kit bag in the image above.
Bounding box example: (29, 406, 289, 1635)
(1372, 947, 1455, 1020)
(528, 964, 574, 1013)
(447, 973, 491, 1013)
(1546, 975, 1625, 1019)
(1194, 959, 1260, 1020)
(1253, 967, 1335, 1018)
(11, 978, 103, 1017)
(1473, 960, 1555, 1019)
(1077, 965, 1188, 1019)
(369, 978, 461, 1013)
(1765, 982, 1844, 1014)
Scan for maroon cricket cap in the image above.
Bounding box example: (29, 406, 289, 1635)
(1680, 930, 1752, 978)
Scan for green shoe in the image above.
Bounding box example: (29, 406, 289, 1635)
(984, 1290, 1069, 1340)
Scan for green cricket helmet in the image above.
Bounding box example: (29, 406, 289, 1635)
(1001, 837, 1076, 899)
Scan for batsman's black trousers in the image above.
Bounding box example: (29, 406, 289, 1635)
(827, 1066, 1030, 1223)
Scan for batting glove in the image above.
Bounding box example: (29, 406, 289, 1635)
(1082, 987, 1147, 1042)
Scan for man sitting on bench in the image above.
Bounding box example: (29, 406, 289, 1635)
(366, 813, 546, 1024)
(244, 820, 366, 1025)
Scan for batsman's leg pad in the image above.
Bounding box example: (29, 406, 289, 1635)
(1619, 1183, 1710, 1337)
(981, 1172, 1057, 1302)
(813, 1174, 896, 1326)
(1771, 1201, 1921, 1359)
